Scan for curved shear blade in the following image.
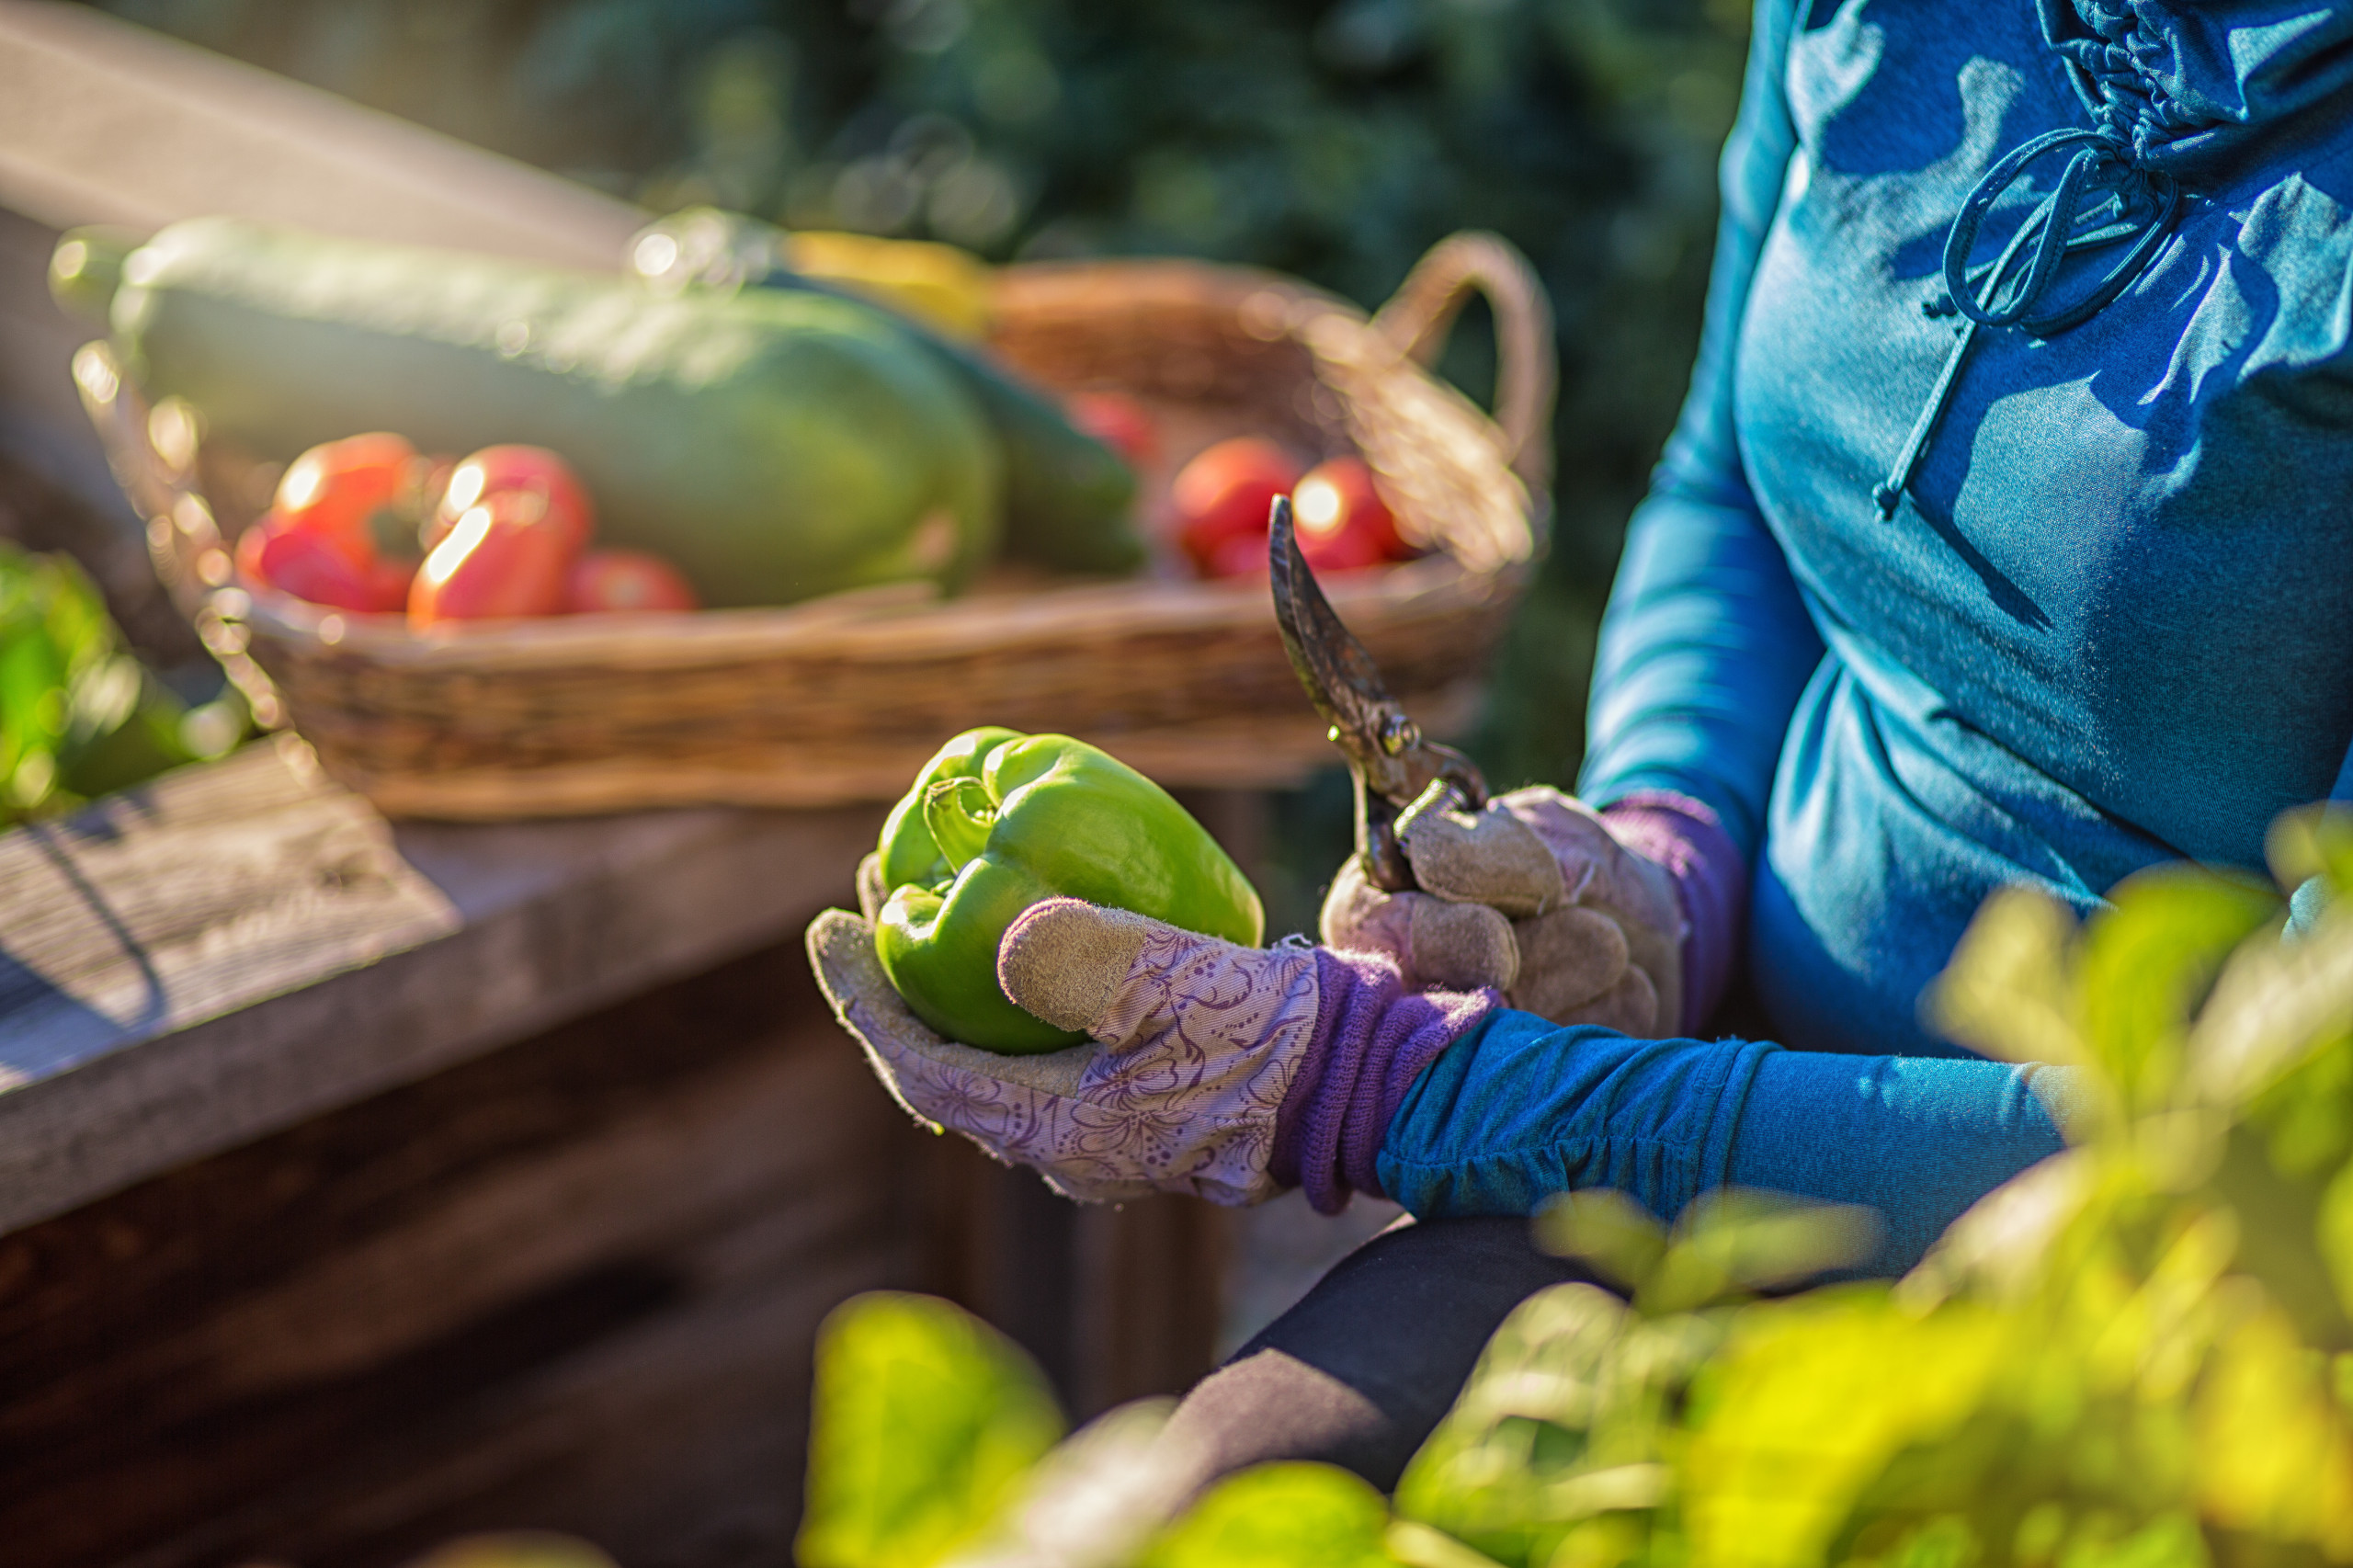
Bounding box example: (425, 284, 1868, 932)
(1268, 494, 1487, 890)
(1269, 495, 1415, 800)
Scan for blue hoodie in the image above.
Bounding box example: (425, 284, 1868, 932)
(1379, 0, 2353, 1269)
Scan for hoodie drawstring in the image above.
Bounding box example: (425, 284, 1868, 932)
(1873, 126, 2182, 519)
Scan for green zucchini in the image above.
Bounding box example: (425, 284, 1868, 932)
(103, 217, 1002, 609)
(631, 208, 1144, 574)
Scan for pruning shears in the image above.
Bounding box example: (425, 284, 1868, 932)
(1268, 494, 1488, 892)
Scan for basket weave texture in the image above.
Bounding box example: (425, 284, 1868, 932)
(80, 232, 1554, 819)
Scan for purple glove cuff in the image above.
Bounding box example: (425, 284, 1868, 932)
(1269, 949, 1499, 1215)
(1598, 790, 1746, 1031)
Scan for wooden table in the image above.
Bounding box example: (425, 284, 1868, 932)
(0, 741, 1233, 1568)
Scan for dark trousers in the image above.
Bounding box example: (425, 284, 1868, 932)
(1156, 1214, 1598, 1494)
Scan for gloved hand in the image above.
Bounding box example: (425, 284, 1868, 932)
(819, 847, 1497, 1209)
(1321, 786, 1686, 1036)
(808, 878, 1321, 1205)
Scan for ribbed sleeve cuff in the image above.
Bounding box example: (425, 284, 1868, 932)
(1268, 949, 1498, 1215)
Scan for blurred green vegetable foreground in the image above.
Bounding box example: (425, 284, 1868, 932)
(0, 540, 242, 825)
(798, 812, 2353, 1568)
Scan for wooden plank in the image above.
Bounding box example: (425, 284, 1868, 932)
(0, 0, 640, 267)
(1073, 1196, 1231, 1417)
(0, 734, 463, 1087)
(0, 938, 923, 1568)
(0, 738, 886, 1234)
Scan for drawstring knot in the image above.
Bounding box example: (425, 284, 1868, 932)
(1872, 127, 2182, 518)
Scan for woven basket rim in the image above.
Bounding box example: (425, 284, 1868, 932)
(234, 551, 1492, 671)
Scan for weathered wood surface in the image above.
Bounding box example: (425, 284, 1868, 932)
(0, 738, 886, 1235)
(0, 940, 911, 1568)
(0, 940, 1225, 1568)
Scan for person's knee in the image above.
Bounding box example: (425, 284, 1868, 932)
(1153, 1346, 1392, 1494)
(1154, 1213, 1600, 1495)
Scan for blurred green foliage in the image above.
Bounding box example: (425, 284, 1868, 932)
(1141, 1463, 1399, 1568)
(791, 820, 2353, 1568)
(0, 540, 240, 824)
(799, 1290, 1065, 1568)
(93, 0, 1750, 791)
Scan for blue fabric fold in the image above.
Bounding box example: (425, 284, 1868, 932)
(2041, 0, 2353, 174)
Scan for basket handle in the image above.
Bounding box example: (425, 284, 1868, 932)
(1370, 232, 1555, 501)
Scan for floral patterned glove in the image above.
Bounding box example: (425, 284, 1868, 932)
(1322, 785, 1687, 1036)
(805, 894, 1321, 1205)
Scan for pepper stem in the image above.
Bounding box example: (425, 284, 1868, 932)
(923, 777, 996, 872)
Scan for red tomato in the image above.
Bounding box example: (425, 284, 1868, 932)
(1292, 456, 1407, 573)
(271, 432, 419, 563)
(1201, 531, 1271, 579)
(408, 492, 576, 627)
(233, 521, 270, 590)
(236, 517, 411, 612)
(1065, 390, 1158, 469)
(1171, 437, 1302, 576)
(565, 551, 700, 613)
(432, 446, 595, 553)
(366, 556, 420, 608)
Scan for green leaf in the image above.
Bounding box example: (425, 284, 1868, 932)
(2051, 1512, 2210, 1568)
(1883, 1513, 1983, 1568)
(0, 541, 198, 826)
(1643, 1189, 1881, 1316)
(796, 1291, 1064, 1568)
(2075, 867, 2278, 1113)
(1924, 888, 2086, 1074)
(2268, 806, 2353, 905)
(59, 680, 198, 801)
(0, 599, 67, 812)
(1381, 1519, 1510, 1568)
(1900, 1150, 2098, 1310)
(1393, 1267, 1715, 1568)
(1679, 1293, 2008, 1568)
(1537, 1189, 1877, 1315)
(947, 1397, 1184, 1568)
(1535, 1189, 1666, 1294)
(2203, 1126, 2347, 1345)
(2190, 908, 2353, 1117)
(2195, 1301, 2353, 1552)
(1140, 1462, 1396, 1568)
(1393, 1281, 1635, 1562)
(1932, 870, 2282, 1126)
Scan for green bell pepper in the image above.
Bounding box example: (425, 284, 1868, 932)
(873, 727, 1266, 1053)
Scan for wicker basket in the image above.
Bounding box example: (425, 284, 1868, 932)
(78, 232, 1553, 818)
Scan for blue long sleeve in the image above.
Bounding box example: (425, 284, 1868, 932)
(1377, 1010, 2074, 1276)
(1575, 0, 1820, 860)
(1723, 1050, 2075, 1273)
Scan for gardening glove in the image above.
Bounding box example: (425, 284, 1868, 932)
(808, 891, 1323, 1206)
(1322, 785, 1686, 1036)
